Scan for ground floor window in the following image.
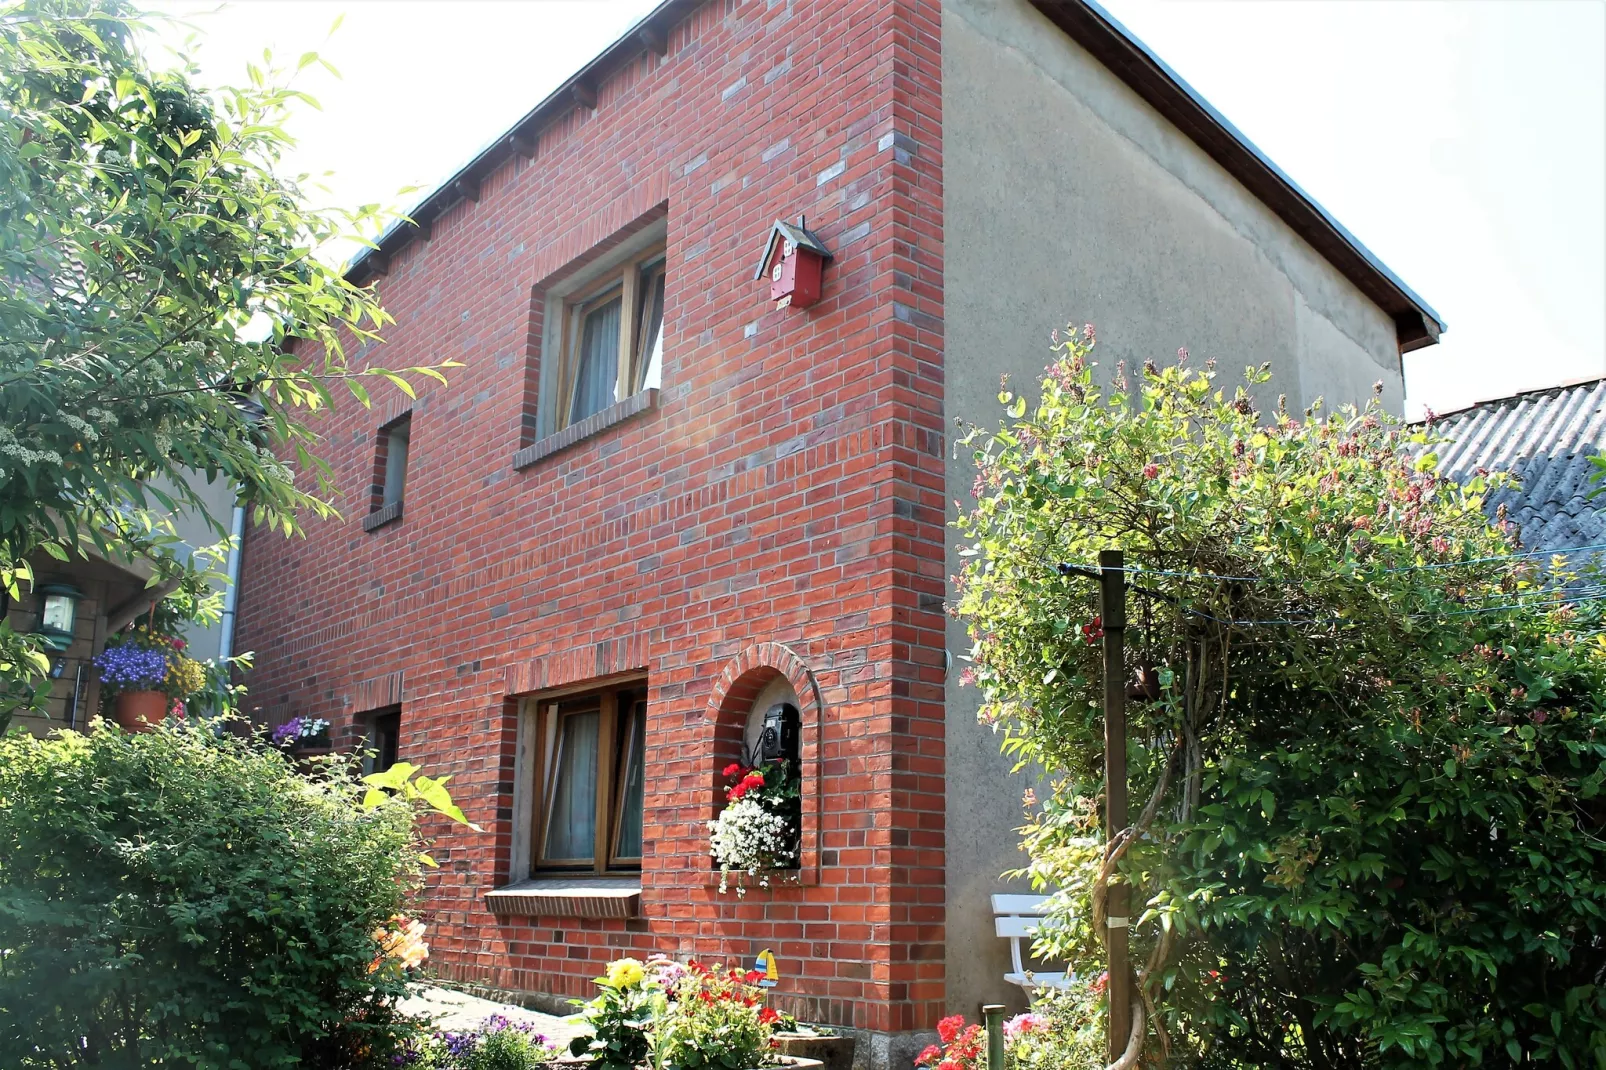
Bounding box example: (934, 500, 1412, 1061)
(367, 708, 401, 774)
(530, 682, 645, 874)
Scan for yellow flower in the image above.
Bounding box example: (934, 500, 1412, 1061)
(605, 957, 646, 989)
(370, 915, 429, 972)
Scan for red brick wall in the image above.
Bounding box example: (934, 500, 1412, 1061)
(236, 0, 946, 1036)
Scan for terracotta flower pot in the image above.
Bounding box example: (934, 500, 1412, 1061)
(115, 689, 168, 732)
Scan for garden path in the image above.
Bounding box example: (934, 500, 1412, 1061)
(400, 984, 589, 1047)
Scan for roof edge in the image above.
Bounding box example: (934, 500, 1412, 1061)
(1417, 376, 1606, 425)
(1029, 0, 1445, 353)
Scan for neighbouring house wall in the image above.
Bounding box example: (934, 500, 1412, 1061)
(156, 473, 240, 663)
(940, 0, 1405, 1013)
(236, 0, 946, 1053)
(7, 554, 147, 737)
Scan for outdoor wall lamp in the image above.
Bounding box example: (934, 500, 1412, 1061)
(35, 580, 84, 653)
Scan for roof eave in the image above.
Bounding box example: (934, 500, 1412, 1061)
(1028, 0, 1446, 354)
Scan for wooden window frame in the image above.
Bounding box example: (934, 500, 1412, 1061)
(527, 679, 646, 876)
(553, 246, 666, 432)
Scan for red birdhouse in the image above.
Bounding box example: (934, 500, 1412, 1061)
(753, 217, 833, 311)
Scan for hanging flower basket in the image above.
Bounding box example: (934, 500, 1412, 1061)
(114, 689, 168, 733)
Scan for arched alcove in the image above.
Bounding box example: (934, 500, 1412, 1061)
(705, 642, 823, 883)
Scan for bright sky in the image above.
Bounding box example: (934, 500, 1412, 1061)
(144, 0, 1605, 420)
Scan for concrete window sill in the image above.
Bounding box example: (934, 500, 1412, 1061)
(362, 501, 403, 532)
(485, 877, 641, 919)
(513, 389, 657, 470)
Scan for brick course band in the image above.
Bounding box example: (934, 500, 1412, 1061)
(349, 669, 406, 714)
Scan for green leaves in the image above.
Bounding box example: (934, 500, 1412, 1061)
(0, 1, 452, 722)
(0, 720, 423, 1065)
(955, 331, 1606, 1066)
(362, 760, 483, 832)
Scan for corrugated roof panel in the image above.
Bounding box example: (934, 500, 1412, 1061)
(1428, 379, 1606, 557)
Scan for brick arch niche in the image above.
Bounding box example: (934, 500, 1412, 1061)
(706, 642, 823, 883)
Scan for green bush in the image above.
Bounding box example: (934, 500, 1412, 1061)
(0, 720, 425, 1067)
(955, 333, 1606, 1066)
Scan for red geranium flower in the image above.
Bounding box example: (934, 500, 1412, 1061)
(936, 1014, 966, 1044)
(723, 762, 744, 778)
(745, 969, 764, 984)
(916, 1044, 941, 1067)
(758, 1007, 780, 1026)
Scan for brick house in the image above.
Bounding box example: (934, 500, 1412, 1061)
(234, 0, 1441, 1062)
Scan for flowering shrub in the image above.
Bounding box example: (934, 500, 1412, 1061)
(709, 759, 801, 894)
(93, 627, 207, 704)
(916, 1014, 986, 1070)
(371, 915, 429, 974)
(401, 1015, 560, 1069)
(1004, 984, 1104, 1070)
(568, 957, 662, 1070)
(955, 330, 1606, 1063)
(649, 960, 779, 1070)
(273, 714, 332, 747)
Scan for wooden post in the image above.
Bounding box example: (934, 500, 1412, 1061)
(1099, 548, 1131, 1063)
(982, 1004, 1006, 1069)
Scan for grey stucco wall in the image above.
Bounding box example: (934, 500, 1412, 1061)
(940, 0, 1406, 1014)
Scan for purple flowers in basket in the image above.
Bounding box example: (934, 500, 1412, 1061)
(270, 716, 331, 747)
(92, 644, 169, 692)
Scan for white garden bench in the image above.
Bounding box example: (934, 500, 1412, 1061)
(992, 893, 1077, 999)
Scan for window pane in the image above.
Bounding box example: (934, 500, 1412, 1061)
(372, 711, 400, 774)
(569, 296, 621, 425)
(545, 710, 600, 862)
(635, 267, 666, 393)
(383, 420, 410, 507)
(613, 700, 646, 860)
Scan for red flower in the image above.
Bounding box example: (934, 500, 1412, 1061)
(724, 762, 744, 778)
(916, 1044, 941, 1067)
(728, 783, 750, 801)
(745, 969, 764, 984)
(1142, 463, 1159, 479)
(936, 1014, 966, 1044)
(699, 990, 715, 1003)
(758, 1007, 781, 1026)
(1080, 616, 1105, 644)
(743, 771, 765, 787)
(172, 638, 186, 651)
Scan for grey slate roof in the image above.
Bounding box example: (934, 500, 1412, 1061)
(1430, 378, 1606, 556)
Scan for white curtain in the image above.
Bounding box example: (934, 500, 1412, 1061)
(546, 710, 599, 861)
(570, 298, 621, 425)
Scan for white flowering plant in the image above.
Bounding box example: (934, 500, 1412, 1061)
(709, 758, 801, 894)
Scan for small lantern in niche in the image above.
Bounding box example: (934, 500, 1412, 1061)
(753, 216, 833, 311)
(35, 580, 83, 653)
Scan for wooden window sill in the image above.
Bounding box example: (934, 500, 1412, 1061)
(485, 876, 641, 918)
(363, 501, 403, 532)
(513, 389, 657, 471)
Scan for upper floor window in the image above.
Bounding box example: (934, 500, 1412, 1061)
(557, 249, 665, 430)
(380, 415, 411, 508)
(364, 412, 411, 530)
